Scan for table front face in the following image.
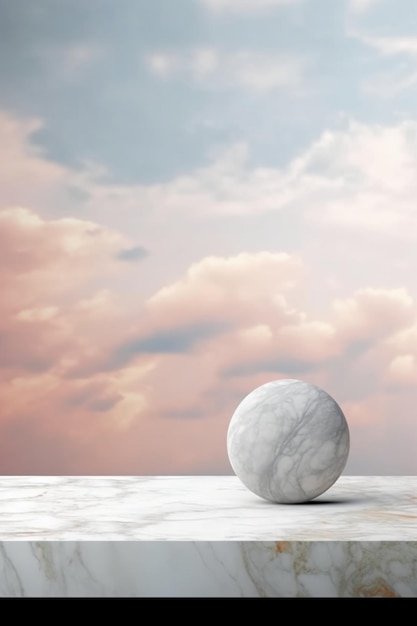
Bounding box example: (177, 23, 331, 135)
(0, 475, 416, 541)
(0, 541, 416, 597)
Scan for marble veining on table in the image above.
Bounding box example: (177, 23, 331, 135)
(0, 541, 416, 597)
(0, 475, 415, 541)
(0, 476, 416, 596)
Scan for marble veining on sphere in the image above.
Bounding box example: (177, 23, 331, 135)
(227, 379, 350, 504)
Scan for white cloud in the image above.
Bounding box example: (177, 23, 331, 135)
(385, 354, 417, 386)
(5, 107, 417, 258)
(354, 34, 417, 97)
(199, 0, 300, 14)
(63, 44, 103, 73)
(146, 48, 306, 93)
(4, 110, 417, 473)
(191, 48, 221, 76)
(348, 0, 380, 15)
(84, 118, 417, 242)
(63, 117, 417, 278)
(34, 43, 103, 79)
(363, 69, 417, 98)
(0, 112, 68, 209)
(224, 51, 304, 92)
(146, 53, 178, 77)
(358, 35, 417, 58)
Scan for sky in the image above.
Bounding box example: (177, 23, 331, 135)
(1, 0, 417, 475)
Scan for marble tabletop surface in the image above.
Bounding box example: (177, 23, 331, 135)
(0, 475, 416, 541)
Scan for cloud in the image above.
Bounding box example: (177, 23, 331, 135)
(358, 35, 417, 58)
(146, 48, 306, 93)
(2, 113, 417, 474)
(70, 251, 304, 376)
(0, 206, 147, 385)
(93, 252, 416, 394)
(161, 407, 207, 420)
(116, 245, 149, 262)
(354, 34, 417, 96)
(0, 112, 69, 210)
(110, 320, 232, 364)
(331, 288, 415, 343)
(0, 115, 150, 447)
(223, 356, 316, 377)
(385, 354, 417, 387)
(1, 242, 417, 473)
(122, 254, 417, 474)
(363, 70, 417, 97)
(62, 381, 123, 412)
(0, 207, 135, 302)
(348, 0, 380, 15)
(144, 251, 305, 326)
(13, 100, 411, 250)
(87, 119, 417, 245)
(285, 120, 417, 232)
(0, 110, 117, 219)
(34, 43, 104, 80)
(199, 0, 300, 14)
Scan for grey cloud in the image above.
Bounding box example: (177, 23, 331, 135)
(64, 386, 123, 412)
(222, 356, 316, 378)
(64, 320, 234, 377)
(86, 395, 123, 412)
(159, 407, 207, 419)
(115, 320, 231, 358)
(116, 245, 149, 262)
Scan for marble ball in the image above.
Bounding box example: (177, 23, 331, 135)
(227, 379, 350, 504)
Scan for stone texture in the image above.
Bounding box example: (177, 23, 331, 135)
(227, 379, 350, 503)
(0, 476, 416, 596)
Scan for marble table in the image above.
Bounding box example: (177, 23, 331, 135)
(0, 476, 416, 597)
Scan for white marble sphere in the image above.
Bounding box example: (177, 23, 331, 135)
(227, 379, 350, 504)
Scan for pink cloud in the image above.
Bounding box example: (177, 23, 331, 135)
(2, 109, 417, 475)
(0, 206, 145, 388)
(0, 113, 69, 210)
(1, 211, 417, 473)
(331, 288, 415, 344)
